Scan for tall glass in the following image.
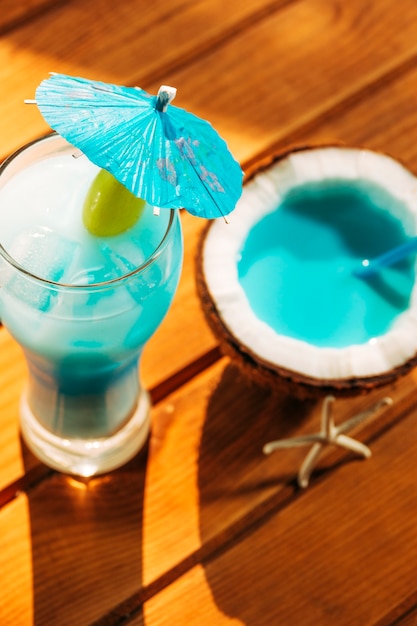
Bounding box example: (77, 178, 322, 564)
(0, 135, 183, 476)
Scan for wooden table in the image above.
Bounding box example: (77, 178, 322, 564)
(3, 1, 417, 624)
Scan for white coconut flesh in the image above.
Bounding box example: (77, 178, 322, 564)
(201, 146, 417, 382)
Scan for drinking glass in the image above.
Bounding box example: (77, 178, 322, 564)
(0, 135, 183, 477)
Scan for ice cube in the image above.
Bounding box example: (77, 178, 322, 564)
(96, 205, 171, 279)
(2, 227, 78, 312)
(98, 239, 146, 276)
(97, 239, 166, 306)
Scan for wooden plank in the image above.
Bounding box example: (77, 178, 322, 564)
(2, 356, 416, 624)
(141, 400, 417, 626)
(0, 494, 33, 626)
(291, 60, 417, 168)
(0, 455, 148, 626)
(0, 0, 287, 160)
(0, 330, 39, 491)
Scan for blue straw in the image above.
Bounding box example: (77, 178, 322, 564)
(354, 235, 417, 278)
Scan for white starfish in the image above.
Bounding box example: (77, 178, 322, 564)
(263, 394, 393, 488)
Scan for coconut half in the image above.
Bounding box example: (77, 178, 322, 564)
(197, 146, 417, 396)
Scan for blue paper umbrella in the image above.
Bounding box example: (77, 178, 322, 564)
(33, 73, 243, 219)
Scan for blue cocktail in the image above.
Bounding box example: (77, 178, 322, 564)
(0, 134, 183, 476)
(200, 146, 417, 391)
(238, 179, 415, 348)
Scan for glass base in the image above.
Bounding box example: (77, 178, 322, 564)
(19, 389, 151, 477)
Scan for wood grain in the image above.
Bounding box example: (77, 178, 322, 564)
(0, 0, 288, 159)
(0, 0, 60, 33)
(0, 0, 417, 161)
(0, 331, 33, 491)
(0, 459, 148, 625)
(3, 0, 417, 624)
(142, 401, 417, 626)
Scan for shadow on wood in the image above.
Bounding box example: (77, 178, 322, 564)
(21, 440, 148, 625)
(197, 363, 318, 624)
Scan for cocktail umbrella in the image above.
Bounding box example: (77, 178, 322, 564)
(29, 73, 243, 219)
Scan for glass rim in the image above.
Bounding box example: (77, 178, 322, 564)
(0, 133, 178, 290)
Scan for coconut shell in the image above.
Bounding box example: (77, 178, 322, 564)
(196, 145, 417, 399)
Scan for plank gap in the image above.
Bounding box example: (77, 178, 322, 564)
(149, 346, 221, 405)
(0, 464, 53, 508)
(373, 593, 417, 626)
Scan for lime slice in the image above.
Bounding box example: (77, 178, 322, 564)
(83, 169, 146, 236)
